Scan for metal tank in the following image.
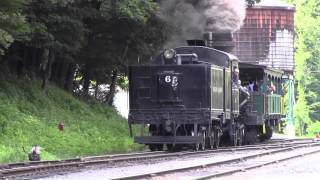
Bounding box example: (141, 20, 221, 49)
(232, 0, 295, 72)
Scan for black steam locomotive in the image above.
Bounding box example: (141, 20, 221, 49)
(128, 32, 285, 151)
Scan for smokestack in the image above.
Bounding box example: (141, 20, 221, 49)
(203, 32, 235, 53)
(187, 40, 206, 46)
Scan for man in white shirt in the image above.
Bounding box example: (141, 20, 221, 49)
(248, 81, 254, 92)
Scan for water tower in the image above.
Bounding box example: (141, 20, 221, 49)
(233, 0, 295, 72)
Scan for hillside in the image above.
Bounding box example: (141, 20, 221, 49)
(0, 78, 142, 163)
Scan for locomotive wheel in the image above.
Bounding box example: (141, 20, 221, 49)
(230, 127, 238, 146)
(209, 130, 215, 149)
(191, 130, 199, 151)
(194, 143, 200, 151)
(212, 126, 221, 149)
(238, 128, 245, 146)
(260, 125, 273, 141)
(166, 144, 182, 151)
(245, 128, 258, 144)
(231, 133, 237, 146)
(214, 131, 220, 149)
(157, 144, 164, 151)
(166, 144, 173, 151)
(199, 131, 206, 151)
(265, 126, 273, 140)
(194, 131, 205, 151)
(148, 125, 159, 151)
(149, 144, 163, 151)
(149, 144, 157, 151)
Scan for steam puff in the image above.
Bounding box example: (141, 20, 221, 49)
(159, 0, 206, 47)
(159, 0, 246, 47)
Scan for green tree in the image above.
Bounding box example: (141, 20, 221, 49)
(1, 0, 169, 106)
(286, 0, 320, 135)
(0, 0, 29, 55)
(76, 0, 168, 105)
(25, 0, 85, 92)
(246, 0, 261, 6)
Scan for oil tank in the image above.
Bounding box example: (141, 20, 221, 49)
(233, 0, 295, 72)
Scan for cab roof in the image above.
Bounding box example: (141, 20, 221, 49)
(154, 46, 238, 67)
(239, 62, 284, 78)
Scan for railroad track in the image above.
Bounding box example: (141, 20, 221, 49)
(1, 138, 312, 169)
(0, 139, 312, 170)
(0, 138, 316, 179)
(113, 142, 320, 180)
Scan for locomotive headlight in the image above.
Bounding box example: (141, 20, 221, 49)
(163, 49, 176, 59)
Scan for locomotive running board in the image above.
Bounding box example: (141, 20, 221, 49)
(134, 136, 203, 144)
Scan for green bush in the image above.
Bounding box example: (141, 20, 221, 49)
(307, 121, 320, 136)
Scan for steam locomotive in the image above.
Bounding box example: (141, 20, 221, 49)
(128, 32, 286, 151)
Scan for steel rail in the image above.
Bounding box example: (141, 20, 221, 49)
(0, 139, 316, 179)
(79, 141, 318, 167)
(111, 142, 320, 180)
(0, 138, 311, 170)
(1, 140, 311, 172)
(196, 148, 320, 180)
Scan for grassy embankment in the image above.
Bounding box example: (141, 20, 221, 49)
(0, 78, 142, 163)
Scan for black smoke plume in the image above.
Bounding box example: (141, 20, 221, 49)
(159, 0, 246, 47)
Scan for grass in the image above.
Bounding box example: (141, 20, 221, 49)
(0, 78, 143, 163)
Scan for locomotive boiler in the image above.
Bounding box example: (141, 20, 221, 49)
(128, 32, 286, 151)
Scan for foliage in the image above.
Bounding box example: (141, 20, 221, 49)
(72, 0, 169, 102)
(307, 121, 320, 135)
(0, 79, 142, 163)
(0, 0, 30, 55)
(101, 0, 157, 23)
(0, 0, 169, 104)
(27, 0, 85, 55)
(246, 0, 261, 7)
(286, 0, 320, 135)
(117, 76, 129, 90)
